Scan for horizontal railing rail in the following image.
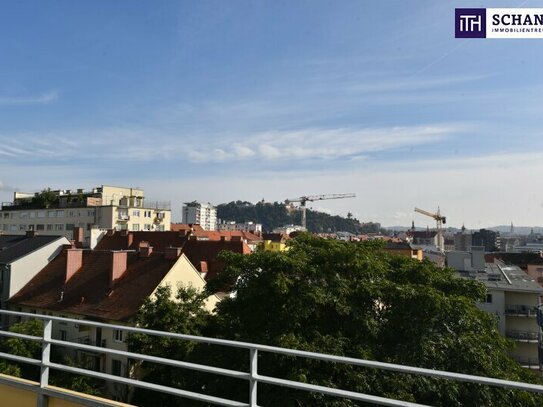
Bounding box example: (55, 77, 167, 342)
(0, 309, 542, 407)
(506, 329, 540, 341)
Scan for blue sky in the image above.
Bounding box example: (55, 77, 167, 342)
(1, 0, 543, 227)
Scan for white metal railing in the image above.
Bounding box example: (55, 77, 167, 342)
(0, 310, 542, 407)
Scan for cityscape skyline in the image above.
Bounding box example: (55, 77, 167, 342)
(1, 0, 542, 227)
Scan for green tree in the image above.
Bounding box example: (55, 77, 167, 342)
(127, 284, 212, 406)
(130, 235, 542, 406)
(201, 235, 541, 406)
(31, 188, 57, 208)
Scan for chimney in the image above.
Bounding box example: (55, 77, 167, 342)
(138, 241, 153, 257)
(26, 230, 37, 238)
(127, 232, 133, 248)
(73, 227, 84, 247)
(65, 249, 83, 283)
(110, 251, 128, 283)
(164, 247, 182, 260)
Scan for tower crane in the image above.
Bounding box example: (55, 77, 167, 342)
(414, 207, 446, 252)
(285, 193, 356, 230)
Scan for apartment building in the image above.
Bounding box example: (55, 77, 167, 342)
(182, 201, 217, 230)
(8, 243, 219, 399)
(447, 248, 543, 369)
(0, 185, 171, 246)
(218, 220, 262, 234)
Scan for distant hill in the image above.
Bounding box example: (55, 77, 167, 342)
(385, 225, 543, 235)
(216, 201, 382, 234)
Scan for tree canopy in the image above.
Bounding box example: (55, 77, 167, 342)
(131, 235, 541, 406)
(216, 200, 383, 234)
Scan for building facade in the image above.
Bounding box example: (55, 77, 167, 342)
(182, 202, 217, 231)
(0, 185, 171, 246)
(447, 249, 543, 369)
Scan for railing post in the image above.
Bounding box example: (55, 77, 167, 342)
(38, 318, 52, 407)
(249, 348, 258, 407)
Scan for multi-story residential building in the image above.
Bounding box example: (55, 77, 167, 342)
(182, 201, 217, 230)
(454, 225, 473, 251)
(0, 185, 171, 247)
(8, 242, 220, 399)
(384, 242, 423, 261)
(447, 249, 543, 369)
(472, 228, 500, 252)
(218, 220, 262, 234)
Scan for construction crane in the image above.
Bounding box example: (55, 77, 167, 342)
(414, 207, 446, 252)
(285, 193, 356, 231)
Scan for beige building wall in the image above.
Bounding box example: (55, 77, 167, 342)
(153, 253, 220, 312)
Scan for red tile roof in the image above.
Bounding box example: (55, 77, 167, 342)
(9, 249, 177, 322)
(94, 231, 251, 282)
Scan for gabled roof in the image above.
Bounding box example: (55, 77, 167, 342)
(93, 230, 251, 282)
(9, 249, 178, 322)
(0, 235, 65, 264)
(262, 233, 288, 243)
(95, 231, 186, 251)
(183, 240, 251, 281)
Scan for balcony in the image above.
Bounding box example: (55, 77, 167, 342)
(506, 330, 540, 342)
(504, 305, 539, 317)
(512, 356, 541, 370)
(117, 214, 130, 222)
(1, 310, 543, 406)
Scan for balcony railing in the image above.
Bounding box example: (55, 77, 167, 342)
(505, 305, 539, 317)
(0, 310, 543, 407)
(513, 356, 541, 370)
(506, 330, 540, 342)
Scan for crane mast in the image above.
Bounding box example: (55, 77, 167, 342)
(414, 207, 447, 252)
(285, 193, 356, 230)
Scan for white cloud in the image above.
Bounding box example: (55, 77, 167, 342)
(0, 91, 59, 106)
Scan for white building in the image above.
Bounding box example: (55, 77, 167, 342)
(0, 185, 171, 247)
(447, 249, 543, 369)
(182, 202, 217, 231)
(218, 221, 262, 234)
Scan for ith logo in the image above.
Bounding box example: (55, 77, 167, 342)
(455, 8, 486, 38)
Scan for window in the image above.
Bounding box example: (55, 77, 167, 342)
(36, 224, 45, 230)
(37, 211, 46, 218)
(54, 224, 64, 231)
(112, 359, 122, 376)
(144, 224, 151, 231)
(132, 224, 140, 231)
(68, 210, 75, 217)
(2, 212, 9, 219)
(87, 209, 95, 217)
(29, 211, 36, 218)
(48, 211, 56, 218)
(56, 210, 64, 217)
(10, 225, 17, 231)
(59, 330, 67, 341)
(46, 224, 53, 231)
(132, 210, 140, 217)
(19, 224, 26, 231)
(486, 294, 493, 303)
(158, 225, 165, 231)
(66, 223, 74, 231)
(20, 212, 28, 219)
(113, 329, 124, 343)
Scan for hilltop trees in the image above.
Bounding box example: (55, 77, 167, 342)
(131, 235, 541, 406)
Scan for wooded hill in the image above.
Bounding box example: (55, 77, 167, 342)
(216, 200, 382, 234)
